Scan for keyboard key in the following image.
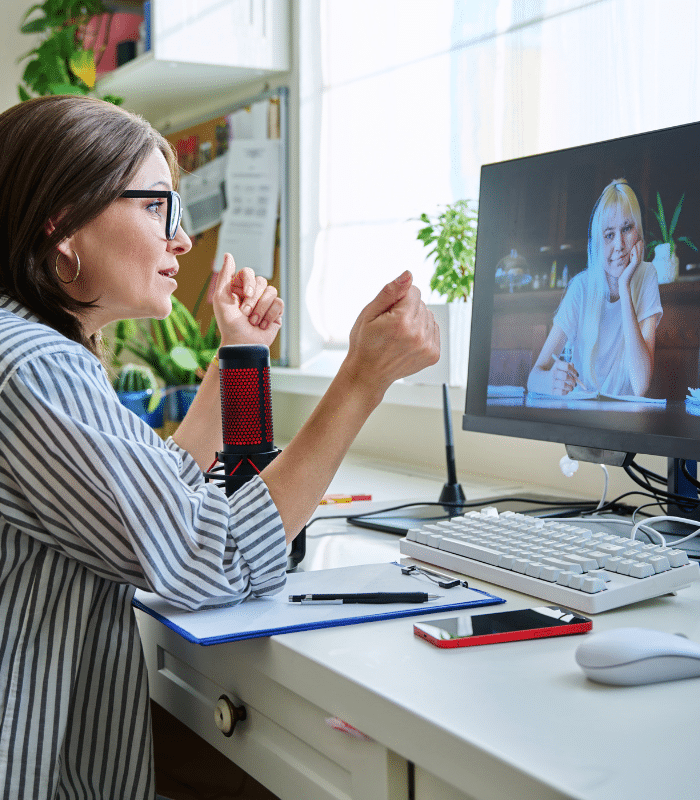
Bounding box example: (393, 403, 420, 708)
(525, 562, 544, 578)
(438, 538, 502, 566)
(648, 555, 671, 573)
(556, 571, 578, 586)
(667, 549, 690, 567)
(628, 562, 654, 579)
(539, 566, 561, 582)
(567, 574, 586, 590)
(581, 577, 606, 593)
(542, 557, 583, 574)
(559, 554, 599, 572)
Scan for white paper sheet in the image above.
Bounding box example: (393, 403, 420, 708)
(213, 139, 280, 277)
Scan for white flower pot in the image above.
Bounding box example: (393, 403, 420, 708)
(404, 300, 472, 387)
(653, 242, 679, 284)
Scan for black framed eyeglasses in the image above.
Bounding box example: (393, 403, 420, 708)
(120, 190, 183, 240)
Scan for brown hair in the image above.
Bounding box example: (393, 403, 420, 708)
(0, 95, 178, 355)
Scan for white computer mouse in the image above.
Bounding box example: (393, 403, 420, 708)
(575, 627, 700, 686)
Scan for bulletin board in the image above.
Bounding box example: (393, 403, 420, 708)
(164, 88, 288, 364)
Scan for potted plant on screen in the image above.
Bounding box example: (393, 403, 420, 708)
(645, 192, 698, 284)
(407, 198, 477, 386)
(114, 298, 220, 436)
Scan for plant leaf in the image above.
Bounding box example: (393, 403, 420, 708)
(48, 82, 87, 95)
(668, 194, 684, 239)
(170, 346, 199, 372)
(69, 49, 96, 88)
(656, 193, 668, 241)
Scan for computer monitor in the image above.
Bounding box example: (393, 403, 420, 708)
(463, 120, 700, 479)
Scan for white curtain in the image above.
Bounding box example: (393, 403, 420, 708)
(301, 0, 700, 348)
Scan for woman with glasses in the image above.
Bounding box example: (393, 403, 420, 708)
(0, 95, 439, 799)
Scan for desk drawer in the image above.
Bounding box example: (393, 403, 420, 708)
(136, 611, 406, 800)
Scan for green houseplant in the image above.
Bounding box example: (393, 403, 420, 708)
(645, 192, 698, 284)
(17, 0, 123, 103)
(416, 198, 478, 302)
(409, 199, 478, 386)
(113, 298, 220, 434)
(112, 363, 163, 427)
(114, 297, 220, 386)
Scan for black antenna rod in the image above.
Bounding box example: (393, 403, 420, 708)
(439, 383, 466, 509)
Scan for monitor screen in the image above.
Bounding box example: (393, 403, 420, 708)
(463, 120, 700, 463)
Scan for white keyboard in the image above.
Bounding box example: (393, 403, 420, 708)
(399, 508, 700, 614)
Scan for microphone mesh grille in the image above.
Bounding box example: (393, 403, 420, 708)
(220, 366, 273, 447)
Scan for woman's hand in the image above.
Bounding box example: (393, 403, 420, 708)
(619, 238, 644, 294)
(259, 270, 440, 541)
(212, 253, 283, 348)
(339, 270, 440, 402)
(549, 357, 579, 396)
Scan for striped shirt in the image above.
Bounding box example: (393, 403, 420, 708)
(0, 297, 287, 799)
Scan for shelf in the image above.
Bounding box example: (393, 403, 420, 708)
(96, 0, 290, 131)
(97, 52, 286, 131)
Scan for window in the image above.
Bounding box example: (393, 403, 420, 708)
(299, 0, 700, 359)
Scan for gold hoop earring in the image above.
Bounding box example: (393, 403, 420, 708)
(55, 250, 81, 285)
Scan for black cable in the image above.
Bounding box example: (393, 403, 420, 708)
(624, 463, 700, 511)
(345, 496, 600, 526)
(627, 463, 657, 493)
(628, 458, 666, 485)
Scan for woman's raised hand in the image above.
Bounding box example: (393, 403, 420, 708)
(340, 270, 440, 401)
(212, 254, 284, 348)
(619, 238, 644, 292)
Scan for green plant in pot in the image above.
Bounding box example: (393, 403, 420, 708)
(112, 363, 163, 427)
(416, 198, 478, 303)
(17, 0, 122, 104)
(408, 199, 477, 386)
(114, 298, 220, 433)
(645, 192, 698, 284)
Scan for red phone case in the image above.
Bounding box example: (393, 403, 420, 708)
(414, 617, 592, 648)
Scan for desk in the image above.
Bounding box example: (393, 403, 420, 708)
(136, 459, 700, 800)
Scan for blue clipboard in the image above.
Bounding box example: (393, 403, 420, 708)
(132, 562, 504, 645)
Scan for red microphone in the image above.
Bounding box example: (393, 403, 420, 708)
(205, 344, 305, 568)
(220, 344, 275, 456)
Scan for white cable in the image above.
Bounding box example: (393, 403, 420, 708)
(596, 465, 609, 510)
(630, 515, 700, 547)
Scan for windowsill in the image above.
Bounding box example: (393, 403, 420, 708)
(271, 350, 466, 410)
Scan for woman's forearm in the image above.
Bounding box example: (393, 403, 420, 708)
(170, 358, 223, 471)
(259, 365, 382, 542)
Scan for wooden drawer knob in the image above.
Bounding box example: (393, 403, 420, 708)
(214, 694, 247, 736)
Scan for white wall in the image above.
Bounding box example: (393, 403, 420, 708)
(0, 0, 39, 112)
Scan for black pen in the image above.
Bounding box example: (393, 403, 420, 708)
(288, 592, 441, 604)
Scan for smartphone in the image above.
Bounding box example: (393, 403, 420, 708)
(413, 606, 592, 648)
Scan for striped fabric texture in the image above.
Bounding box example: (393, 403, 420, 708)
(0, 297, 287, 799)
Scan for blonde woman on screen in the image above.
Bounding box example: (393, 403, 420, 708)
(527, 178, 662, 397)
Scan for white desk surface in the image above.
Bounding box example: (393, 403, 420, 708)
(148, 455, 700, 799)
(293, 457, 700, 799)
